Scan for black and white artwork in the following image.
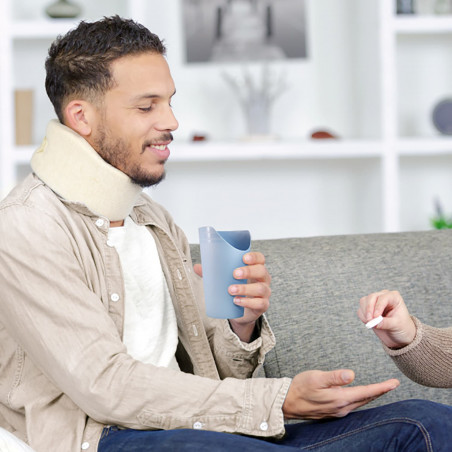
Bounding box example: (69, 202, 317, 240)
(182, 0, 308, 63)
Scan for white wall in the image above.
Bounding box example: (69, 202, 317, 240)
(148, 158, 382, 243)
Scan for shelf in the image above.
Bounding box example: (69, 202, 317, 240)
(171, 138, 452, 161)
(158, 140, 383, 162)
(394, 15, 452, 34)
(11, 19, 80, 39)
(13, 140, 383, 166)
(397, 136, 452, 155)
(16, 138, 452, 164)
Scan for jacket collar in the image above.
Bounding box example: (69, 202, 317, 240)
(31, 120, 142, 221)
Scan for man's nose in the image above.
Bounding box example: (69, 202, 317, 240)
(156, 106, 179, 132)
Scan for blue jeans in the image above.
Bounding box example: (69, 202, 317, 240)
(98, 399, 452, 451)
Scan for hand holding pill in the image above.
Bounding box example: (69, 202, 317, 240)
(358, 290, 417, 349)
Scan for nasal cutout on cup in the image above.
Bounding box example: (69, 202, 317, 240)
(199, 226, 251, 319)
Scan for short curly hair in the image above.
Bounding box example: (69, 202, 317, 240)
(45, 15, 166, 123)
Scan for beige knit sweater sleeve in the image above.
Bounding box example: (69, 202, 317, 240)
(384, 316, 452, 388)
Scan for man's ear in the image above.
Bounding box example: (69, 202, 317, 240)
(63, 100, 97, 137)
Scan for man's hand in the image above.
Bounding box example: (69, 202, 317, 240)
(283, 369, 399, 420)
(358, 290, 417, 349)
(194, 251, 271, 342)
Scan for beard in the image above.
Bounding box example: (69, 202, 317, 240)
(93, 125, 170, 188)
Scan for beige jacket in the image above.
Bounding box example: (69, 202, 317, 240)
(0, 121, 291, 452)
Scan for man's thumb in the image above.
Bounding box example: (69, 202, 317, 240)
(327, 369, 355, 387)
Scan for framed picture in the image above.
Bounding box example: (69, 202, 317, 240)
(182, 0, 308, 63)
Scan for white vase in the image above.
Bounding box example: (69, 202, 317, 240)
(243, 97, 270, 137)
(45, 0, 82, 19)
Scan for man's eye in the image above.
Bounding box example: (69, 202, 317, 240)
(138, 106, 152, 112)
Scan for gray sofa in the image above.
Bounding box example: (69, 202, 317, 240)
(192, 228, 452, 408)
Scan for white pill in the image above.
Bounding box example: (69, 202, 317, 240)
(365, 315, 383, 329)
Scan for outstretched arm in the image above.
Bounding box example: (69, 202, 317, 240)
(283, 369, 399, 419)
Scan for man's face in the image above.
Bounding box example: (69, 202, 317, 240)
(89, 52, 178, 187)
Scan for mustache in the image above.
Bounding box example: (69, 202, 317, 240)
(142, 133, 174, 151)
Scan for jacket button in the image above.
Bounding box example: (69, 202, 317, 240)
(193, 421, 203, 429)
(95, 219, 104, 228)
(260, 421, 268, 431)
(81, 442, 90, 450)
(110, 293, 120, 302)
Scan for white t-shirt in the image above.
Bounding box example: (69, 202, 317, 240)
(108, 217, 179, 370)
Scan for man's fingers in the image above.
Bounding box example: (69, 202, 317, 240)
(338, 379, 399, 415)
(243, 251, 265, 265)
(229, 280, 271, 299)
(336, 397, 380, 418)
(234, 263, 270, 283)
(233, 295, 269, 312)
(345, 379, 400, 405)
(322, 377, 400, 418)
(193, 263, 202, 277)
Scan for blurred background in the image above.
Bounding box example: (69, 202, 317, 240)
(2, 0, 452, 242)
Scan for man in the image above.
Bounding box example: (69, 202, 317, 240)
(1, 15, 452, 452)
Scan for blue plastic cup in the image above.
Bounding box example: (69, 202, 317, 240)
(198, 226, 251, 319)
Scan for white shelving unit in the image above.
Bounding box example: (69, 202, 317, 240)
(379, 1, 452, 232)
(394, 14, 452, 33)
(2, 0, 452, 239)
